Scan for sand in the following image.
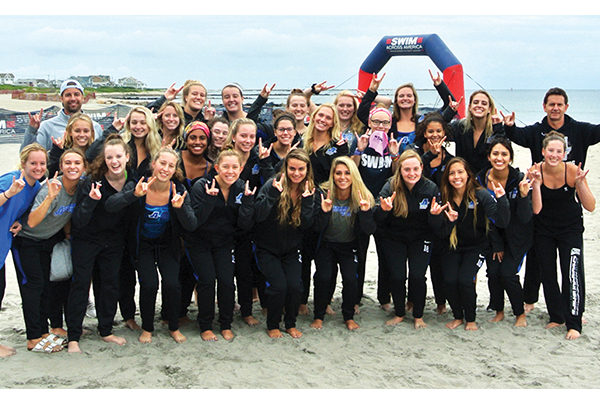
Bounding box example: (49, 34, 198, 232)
(0, 96, 599, 389)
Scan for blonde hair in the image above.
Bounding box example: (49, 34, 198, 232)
(321, 156, 374, 214)
(303, 104, 341, 154)
(152, 146, 184, 182)
(464, 90, 497, 140)
(334, 91, 364, 135)
(157, 101, 185, 150)
(222, 118, 256, 152)
(182, 80, 207, 107)
(64, 112, 95, 150)
(277, 149, 314, 228)
(215, 148, 243, 166)
(122, 106, 162, 161)
(19, 143, 48, 170)
(389, 150, 422, 218)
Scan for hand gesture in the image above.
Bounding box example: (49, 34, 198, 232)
(89, 181, 102, 200)
(429, 69, 442, 86)
(500, 111, 515, 127)
(302, 181, 315, 198)
(429, 196, 448, 215)
(518, 174, 532, 198)
(161, 136, 176, 149)
(244, 180, 257, 197)
(492, 251, 504, 262)
(356, 132, 370, 152)
(313, 81, 334, 95)
(380, 191, 396, 212)
(289, 140, 300, 152)
(336, 136, 347, 147)
(47, 171, 62, 200)
(260, 83, 276, 98)
(204, 100, 216, 121)
(5, 172, 26, 198)
(205, 178, 219, 196)
(358, 191, 370, 211)
(444, 202, 458, 222)
(448, 95, 463, 112)
(164, 83, 184, 101)
(111, 112, 126, 131)
(28, 108, 44, 129)
(321, 189, 333, 212)
(491, 113, 503, 125)
(369, 72, 385, 92)
(272, 175, 284, 192)
(355, 89, 365, 100)
(170, 182, 187, 208)
(427, 136, 446, 155)
(575, 162, 589, 186)
(134, 176, 157, 197)
(388, 133, 399, 156)
(9, 221, 22, 237)
(51, 131, 66, 149)
(526, 163, 542, 188)
(258, 137, 273, 159)
(490, 179, 505, 198)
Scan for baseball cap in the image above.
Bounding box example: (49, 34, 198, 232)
(60, 79, 85, 96)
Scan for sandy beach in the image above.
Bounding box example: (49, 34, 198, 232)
(0, 95, 599, 389)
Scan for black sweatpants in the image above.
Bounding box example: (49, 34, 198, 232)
(234, 235, 255, 318)
(300, 232, 317, 304)
(0, 264, 5, 310)
(48, 280, 70, 329)
(185, 243, 235, 332)
(355, 234, 370, 304)
(255, 247, 302, 331)
(378, 237, 432, 319)
(522, 246, 541, 304)
(137, 237, 181, 332)
(536, 231, 585, 333)
(118, 246, 137, 321)
(374, 234, 391, 305)
(11, 234, 61, 340)
(443, 249, 485, 323)
(176, 253, 196, 318)
(313, 241, 358, 321)
(486, 249, 526, 316)
(67, 239, 123, 343)
(429, 241, 446, 306)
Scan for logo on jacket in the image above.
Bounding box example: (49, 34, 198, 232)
(419, 198, 430, 209)
(252, 163, 260, 175)
(468, 200, 475, 209)
(235, 193, 243, 204)
(325, 147, 338, 156)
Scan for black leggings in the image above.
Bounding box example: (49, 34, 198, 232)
(429, 241, 447, 306)
(185, 243, 235, 332)
(378, 237, 432, 319)
(443, 249, 485, 323)
(522, 245, 541, 304)
(374, 234, 391, 305)
(234, 235, 255, 318)
(536, 230, 585, 333)
(255, 247, 302, 331)
(313, 241, 358, 321)
(67, 239, 123, 342)
(486, 249, 526, 316)
(137, 238, 181, 332)
(118, 246, 137, 322)
(0, 263, 5, 310)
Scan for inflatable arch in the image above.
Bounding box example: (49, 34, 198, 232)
(358, 34, 465, 118)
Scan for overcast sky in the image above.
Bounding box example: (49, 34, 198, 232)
(2, 3, 600, 90)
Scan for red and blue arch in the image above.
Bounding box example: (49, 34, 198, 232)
(358, 34, 465, 118)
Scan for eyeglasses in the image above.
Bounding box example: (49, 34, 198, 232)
(277, 127, 295, 133)
(371, 119, 391, 126)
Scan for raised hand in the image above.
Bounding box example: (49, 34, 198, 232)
(448, 95, 463, 112)
(164, 83, 184, 101)
(491, 112, 503, 125)
(527, 163, 542, 188)
(9, 221, 22, 237)
(272, 175, 284, 192)
(260, 83, 276, 98)
(518, 174, 532, 198)
(388, 133, 399, 156)
(47, 171, 62, 200)
(111, 112, 126, 131)
(490, 179, 506, 198)
(500, 111, 515, 127)
(355, 89, 365, 100)
(313, 80, 334, 94)
(380, 191, 396, 212)
(429, 69, 442, 86)
(336, 136, 347, 147)
(51, 131, 66, 149)
(134, 176, 157, 197)
(429, 196, 448, 215)
(369, 72, 385, 92)
(575, 162, 589, 186)
(5, 172, 26, 198)
(321, 189, 333, 212)
(289, 140, 300, 152)
(170, 182, 187, 208)
(427, 136, 446, 155)
(444, 202, 458, 222)
(205, 178, 219, 196)
(492, 251, 504, 262)
(244, 180, 257, 196)
(302, 181, 315, 198)
(89, 181, 102, 200)
(356, 132, 370, 153)
(358, 191, 370, 211)
(161, 136, 176, 149)
(258, 137, 273, 159)
(204, 100, 216, 120)
(28, 108, 44, 130)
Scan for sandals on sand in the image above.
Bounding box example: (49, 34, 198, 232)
(28, 334, 65, 353)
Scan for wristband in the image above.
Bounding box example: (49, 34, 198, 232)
(311, 83, 319, 95)
(3, 192, 10, 200)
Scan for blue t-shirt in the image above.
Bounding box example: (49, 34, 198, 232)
(141, 203, 170, 239)
(0, 171, 41, 266)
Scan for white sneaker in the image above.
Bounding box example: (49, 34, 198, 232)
(86, 300, 97, 318)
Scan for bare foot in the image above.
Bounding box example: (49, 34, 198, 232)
(310, 319, 323, 329)
(446, 319, 464, 330)
(201, 330, 218, 341)
(545, 322, 564, 329)
(380, 303, 391, 312)
(465, 321, 478, 331)
(405, 301, 413, 313)
(582, 317, 588, 325)
(102, 334, 126, 346)
(524, 303, 535, 313)
(243, 315, 260, 326)
(566, 329, 581, 340)
(125, 319, 141, 331)
(514, 313, 527, 327)
(385, 316, 404, 326)
(414, 318, 427, 329)
(67, 341, 81, 353)
(0, 344, 16, 357)
(139, 330, 152, 344)
(345, 319, 359, 330)
(354, 304, 360, 315)
(325, 305, 335, 315)
(221, 329, 234, 341)
(436, 304, 447, 315)
(178, 315, 194, 325)
(170, 330, 186, 343)
(286, 327, 303, 338)
(27, 337, 44, 351)
(50, 327, 68, 337)
(298, 304, 309, 315)
(267, 329, 283, 338)
(490, 311, 505, 323)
